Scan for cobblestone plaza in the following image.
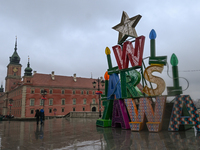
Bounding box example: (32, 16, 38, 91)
(0, 118, 200, 150)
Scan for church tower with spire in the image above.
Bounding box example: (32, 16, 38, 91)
(5, 37, 22, 92)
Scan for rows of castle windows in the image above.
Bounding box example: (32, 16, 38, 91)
(30, 89, 96, 95)
(29, 98, 96, 106)
(10, 109, 21, 115)
(7, 100, 21, 108)
(9, 89, 22, 97)
(12, 100, 21, 107)
(6, 98, 96, 108)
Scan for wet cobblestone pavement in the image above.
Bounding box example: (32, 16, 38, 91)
(0, 118, 200, 150)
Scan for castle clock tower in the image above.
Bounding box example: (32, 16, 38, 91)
(5, 37, 22, 92)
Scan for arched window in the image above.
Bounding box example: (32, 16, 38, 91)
(92, 107, 96, 112)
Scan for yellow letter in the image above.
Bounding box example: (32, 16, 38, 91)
(143, 64, 165, 96)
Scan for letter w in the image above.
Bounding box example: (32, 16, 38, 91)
(124, 96, 166, 132)
(112, 36, 145, 70)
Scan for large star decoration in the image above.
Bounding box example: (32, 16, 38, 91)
(112, 11, 142, 45)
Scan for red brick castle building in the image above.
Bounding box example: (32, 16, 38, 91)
(0, 39, 103, 118)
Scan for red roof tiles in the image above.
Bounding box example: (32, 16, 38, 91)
(32, 73, 102, 89)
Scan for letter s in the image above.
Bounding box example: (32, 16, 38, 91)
(143, 64, 165, 96)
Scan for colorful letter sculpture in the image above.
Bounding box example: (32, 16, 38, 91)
(112, 36, 145, 70)
(112, 99, 130, 129)
(125, 70, 143, 97)
(143, 64, 166, 96)
(168, 95, 200, 131)
(107, 73, 121, 100)
(125, 96, 166, 132)
(97, 12, 198, 133)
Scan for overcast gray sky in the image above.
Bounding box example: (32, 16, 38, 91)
(0, 0, 200, 100)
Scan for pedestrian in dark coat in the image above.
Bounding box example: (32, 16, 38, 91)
(35, 109, 40, 125)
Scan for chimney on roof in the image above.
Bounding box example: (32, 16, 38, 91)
(51, 71, 55, 80)
(73, 73, 77, 82)
(33, 71, 37, 75)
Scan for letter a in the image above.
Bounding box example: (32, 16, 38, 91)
(168, 95, 200, 131)
(112, 99, 130, 129)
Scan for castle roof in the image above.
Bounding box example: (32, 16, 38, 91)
(31, 73, 101, 89)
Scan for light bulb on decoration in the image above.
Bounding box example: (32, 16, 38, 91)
(105, 47, 111, 55)
(104, 71, 109, 80)
(105, 47, 112, 69)
(167, 53, 182, 95)
(148, 29, 167, 65)
(149, 29, 156, 39)
(170, 53, 178, 66)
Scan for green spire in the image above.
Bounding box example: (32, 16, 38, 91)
(24, 56, 32, 76)
(170, 53, 178, 66)
(10, 36, 20, 65)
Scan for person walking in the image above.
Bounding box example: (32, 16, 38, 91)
(35, 109, 40, 125)
(39, 108, 45, 125)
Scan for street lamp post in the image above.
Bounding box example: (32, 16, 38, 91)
(41, 89, 47, 109)
(92, 78, 105, 118)
(9, 99, 13, 117)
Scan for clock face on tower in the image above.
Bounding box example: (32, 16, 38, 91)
(13, 67, 18, 73)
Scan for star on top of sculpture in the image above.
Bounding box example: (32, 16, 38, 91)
(112, 11, 142, 45)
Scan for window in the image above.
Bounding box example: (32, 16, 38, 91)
(73, 107, 75, 111)
(62, 108, 64, 112)
(31, 89, 34, 94)
(30, 99, 35, 106)
(49, 99, 53, 105)
(49, 108, 52, 113)
(40, 89, 43, 94)
(40, 99, 44, 106)
(73, 90, 76, 94)
(61, 89, 65, 94)
(73, 99, 76, 105)
(92, 99, 96, 104)
(49, 89, 53, 94)
(83, 99, 86, 105)
(86, 91, 89, 95)
(83, 107, 85, 111)
(81, 90, 83, 94)
(93, 91, 95, 95)
(61, 99, 65, 105)
(30, 109, 34, 114)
